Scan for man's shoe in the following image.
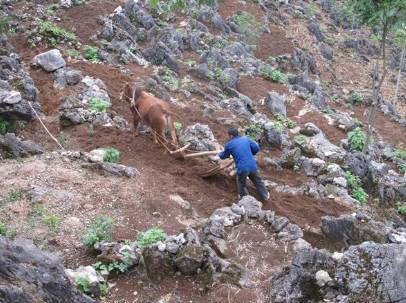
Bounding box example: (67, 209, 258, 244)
(265, 192, 270, 200)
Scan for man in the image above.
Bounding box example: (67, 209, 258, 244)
(218, 127, 269, 202)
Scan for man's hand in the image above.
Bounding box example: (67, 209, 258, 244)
(209, 155, 221, 164)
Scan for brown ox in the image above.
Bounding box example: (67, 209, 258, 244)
(121, 83, 178, 147)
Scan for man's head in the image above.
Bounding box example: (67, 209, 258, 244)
(227, 127, 239, 138)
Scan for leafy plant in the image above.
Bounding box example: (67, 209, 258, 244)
(244, 124, 263, 141)
(0, 118, 10, 135)
(272, 120, 284, 133)
(261, 66, 288, 83)
(137, 227, 166, 248)
(160, 69, 179, 89)
(294, 135, 308, 145)
(345, 171, 368, 204)
(81, 215, 114, 248)
(102, 148, 120, 163)
(174, 122, 182, 131)
(83, 45, 101, 63)
(93, 260, 128, 274)
(184, 59, 196, 68)
(276, 114, 296, 129)
(75, 276, 91, 294)
(399, 162, 406, 174)
(397, 203, 406, 215)
(208, 66, 223, 81)
(5, 189, 23, 203)
(149, 0, 215, 10)
(43, 215, 60, 231)
(347, 91, 363, 105)
(394, 146, 406, 160)
(0, 16, 12, 34)
(347, 127, 366, 151)
(46, 4, 59, 16)
(37, 21, 76, 45)
(88, 97, 111, 112)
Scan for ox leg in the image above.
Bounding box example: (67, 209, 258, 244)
(133, 115, 140, 137)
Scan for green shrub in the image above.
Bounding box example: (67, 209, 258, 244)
(5, 189, 23, 203)
(88, 97, 111, 112)
(347, 92, 363, 105)
(347, 127, 366, 151)
(65, 48, 81, 58)
(102, 148, 120, 163)
(82, 215, 114, 248)
(0, 118, 10, 135)
(37, 21, 76, 45)
(244, 124, 263, 141)
(208, 67, 223, 81)
(137, 227, 166, 248)
(43, 215, 60, 231)
(174, 122, 182, 131)
(275, 114, 296, 129)
(394, 147, 406, 160)
(345, 171, 368, 204)
(260, 66, 288, 83)
(76, 276, 91, 294)
(294, 134, 308, 145)
(83, 45, 101, 63)
(0, 16, 12, 34)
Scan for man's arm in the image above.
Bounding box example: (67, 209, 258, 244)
(218, 143, 231, 159)
(249, 139, 260, 155)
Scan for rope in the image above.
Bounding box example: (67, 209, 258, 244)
(28, 101, 65, 150)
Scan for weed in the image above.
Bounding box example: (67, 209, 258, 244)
(0, 16, 12, 34)
(99, 283, 109, 296)
(0, 222, 6, 236)
(208, 66, 223, 81)
(6, 227, 17, 239)
(137, 227, 166, 248)
(93, 260, 128, 274)
(174, 122, 182, 131)
(295, 135, 308, 145)
(273, 121, 284, 133)
(83, 45, 101, 63)
(88, 97, 111, 112)
(347, 91, 363, 105)
(276, 114, 296, 129)
(82, 215, 114, 248)
(347, 127, 366, 151)
(102, 148, 120, 163)
(5, 189, 23, 203)
(286, 119, 296, 129)
(261, 66, 288, 83)
(345, 171, 368, 204)
(43, 215, 60, 231)
(234, 11, 260, 43)
(399, 162, 406, 174)
(65, 48, 81, 58)
(394, 146, 406, 160)
(46, 4, 59, 16)
(184, 59, 196, 68)
(160, 69, 179, 89)
(322, 107, 334, 115)
(37, 21, 76, 45)
(397, 203, 406, 215)
(31, 204, 46, 216)
(244, 124, 263, 141)
(0, 118, 10, 135)
(75, 276, 91, 294)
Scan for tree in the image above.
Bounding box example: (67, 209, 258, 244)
(344, 0, 406, 152)
(393, 24, 406, 106)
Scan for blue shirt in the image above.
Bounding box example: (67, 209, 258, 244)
(218, 136, 260, 174)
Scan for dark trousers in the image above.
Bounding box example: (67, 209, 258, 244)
(236, 170, 268, 201)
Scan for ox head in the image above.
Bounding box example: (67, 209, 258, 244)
(121, 83, 144, 108)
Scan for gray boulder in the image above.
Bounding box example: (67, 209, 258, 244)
(219, 68, 239, 88)
(179, 123, 220, 151)
(54, 68, 82, 89)
(237, 195, 263, 219)
(265, 92, 288, 117)
(0, 133, 44, 158)
(32, 49, 66, 72)
(307, 21, 325, 42)
(0, 237, 95, 303)
(142, 42, 179, 71)
(263, 122, 283, 148)
(174, 244, 205, 275)
(199, 49, 230, 69)
(82, 162, 139, 178)
(278, 223, 304, 241)
(300, 122, 321, 136)
(142, 247, 176, 282)
(319, 43, 333, 60)
(321, 213, 392, 246)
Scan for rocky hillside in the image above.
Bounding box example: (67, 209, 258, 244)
(0, 0, 405, 302)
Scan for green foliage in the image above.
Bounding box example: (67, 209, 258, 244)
(347, 127, 366, 151)
(76, 276, 91, 294)
(99, 283, 109, 296)
(0, 118, 10, 135)
(275, 114, 296, 129)
(397, 203, 406, 215)
(345, 171, 368, 204)
(272, 121, 284, 133)
(208, 66, 223, 81)
(65, 48, 81, 58)
(394, 146, 406, 160)
(174, 122, 182, 131)
(347, 91, 364, 105)
(0, 222, 6, 236)
(46, 4, 59, 16)
(102, 148, 120, 163)
(37, 21, 76, 45)
(93, 260, 128, 274)
(294, 134, 308, 145)
(82, 215, 114, 248)
(261, 66, 288, 83)
(137, 227, 166, 248)
(43, 215, 60, 231)
(83, 45, 101, 63)
(184, 59, 196, 68)
(88, 97, 111, 112)
(244, 124, 263, 141)
(399, 162, 406, 174)
(0, 16, 12, 34)
(159, 69, 179, 89)
(149, 0, 215, 10)
(5, 189, 23, 203)
(394, 24, 406, 47)
(234, 11, 262, 43)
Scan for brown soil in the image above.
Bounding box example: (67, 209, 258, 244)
(238, 76, 290, 102)
(58, 0, 124, 45)
(218, 0, 264, 21)
(255, 26, 295, 60)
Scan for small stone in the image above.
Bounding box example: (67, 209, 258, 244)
(315, 270, 332, 287)
(32, 49, 66, 72)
